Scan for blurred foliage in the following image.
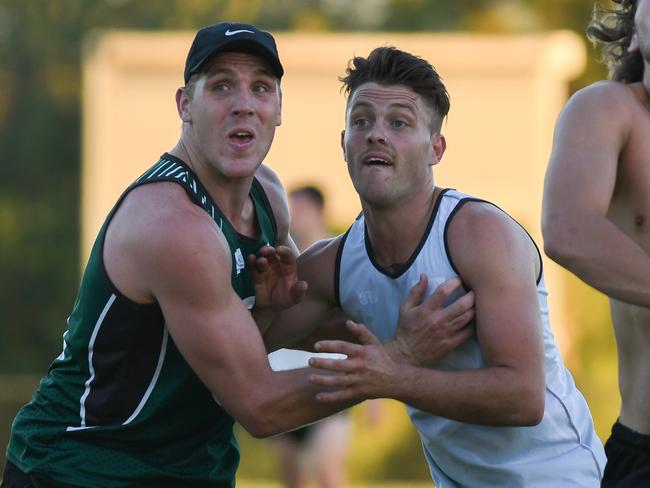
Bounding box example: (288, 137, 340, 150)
(0, 0, 618, 480)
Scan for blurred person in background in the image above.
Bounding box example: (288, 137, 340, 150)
(270, 185, 351, 488)
(264, 45, 606, 487)
(542, 1, 650, 486)
(270, 185, 358, 488)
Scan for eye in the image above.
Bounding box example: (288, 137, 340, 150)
(391, 119, 408, 129)
(351, 117, 369, 128)
(211, 82, 230, 92)
(252, 83, 270, 94)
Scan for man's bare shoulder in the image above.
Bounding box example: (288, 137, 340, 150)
(122, 182, 220, 240)
(255, 164, 284, 195)
(255, 164, 291, 238)
(110, 183, 229, 277)
(567, 80, 640, 115)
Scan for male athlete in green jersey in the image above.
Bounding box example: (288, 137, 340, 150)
(2, 22, 473, 487)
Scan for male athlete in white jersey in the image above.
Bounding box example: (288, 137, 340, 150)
(262, 46, 606, 487)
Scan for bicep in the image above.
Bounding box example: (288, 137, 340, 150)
(450, 208, 544, 373)
(544, 90, 625, 216)
(147, 229, 273, 413)
(471, 263, 544, 372)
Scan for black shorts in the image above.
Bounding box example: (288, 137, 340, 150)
(1, 462, 74, 488)
(602, 421, 650, 487)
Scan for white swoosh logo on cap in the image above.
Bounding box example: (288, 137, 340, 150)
(225, 29, 255, 36)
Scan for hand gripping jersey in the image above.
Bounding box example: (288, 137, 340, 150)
(336, 189, 606, 487)
(6, 154, 277, 487)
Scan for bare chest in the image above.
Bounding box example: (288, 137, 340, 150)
(609, 118, 650, 253)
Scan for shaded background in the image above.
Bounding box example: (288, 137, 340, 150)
(0, 0, 615, 484)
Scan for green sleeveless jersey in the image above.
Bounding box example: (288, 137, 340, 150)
(6, 154, 278, 487)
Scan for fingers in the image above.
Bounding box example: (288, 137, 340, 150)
(401, 274, 428, 310)
(439, 290, 475, 327)
(448, 305, 475, 328)
(421, 276, 463, 311)
(248, 245, 298, 280)
(290, 280, 308, 304)
(308, 357, 356, 373)
(314, 338, 362, 356)
(345, 320, 381, 346)
(447, 321, 475, 348)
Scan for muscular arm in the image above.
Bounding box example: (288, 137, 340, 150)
(542, 83, 650, 307)
(394, 205, 544, 424)
(312, 204, 544, 426)
(114, 184, 355, 438)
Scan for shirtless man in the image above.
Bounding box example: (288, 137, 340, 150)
(542, 1, 650, 486)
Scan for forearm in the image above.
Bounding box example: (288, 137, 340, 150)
(251, 307, 276, 335)
(263, 314, 316, 353)
(386, 363, 544, 426)
(544, 214, 650, 307)
(240, 367, 358, 437)
(263, 306, 348, 353)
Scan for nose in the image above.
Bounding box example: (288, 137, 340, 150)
(367, 123, 387, 145)
(231, 89, 255, 117)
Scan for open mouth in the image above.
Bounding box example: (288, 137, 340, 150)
(229, 130, 254, 144)
(363, 156, 392, 166)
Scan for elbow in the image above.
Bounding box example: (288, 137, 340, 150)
(235, 396, 290, 439)
(508, 385, 545, 426)
(541, 225, 576, 269)
(239, 418, 278, 439)
(543, 239, 569, 267)
(515, 400, 544, 427)
(237, 408, 279, 439)
(242, 423, 276, 440)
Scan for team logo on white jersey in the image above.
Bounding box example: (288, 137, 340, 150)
(357, 289, 378, 306)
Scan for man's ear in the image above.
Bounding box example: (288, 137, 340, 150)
(430, 133, 446, 167)
(176, 87, 192, 122)
(340, 130, 347, 161)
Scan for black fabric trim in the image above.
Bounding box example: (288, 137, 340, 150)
(252, 176, 278, 244)
(364, 188, 451, 279)
(84, 300, 164, 426)
(154, 153, 268, 244)
(443, 197, 544, 285)
(334, 226, 353, 308)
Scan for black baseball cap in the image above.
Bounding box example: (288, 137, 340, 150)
(184, 22, 284, 83)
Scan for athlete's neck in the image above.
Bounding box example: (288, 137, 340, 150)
(362, 187, 439, 269)
(168, 141, 257, 235)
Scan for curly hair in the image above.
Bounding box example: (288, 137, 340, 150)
(339, 46, 450, 133)
(587, 0, 643, 82)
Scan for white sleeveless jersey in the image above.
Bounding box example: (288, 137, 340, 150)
(336, 189, 606, 487)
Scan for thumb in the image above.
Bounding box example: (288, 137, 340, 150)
(346, 320, 380, 346)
